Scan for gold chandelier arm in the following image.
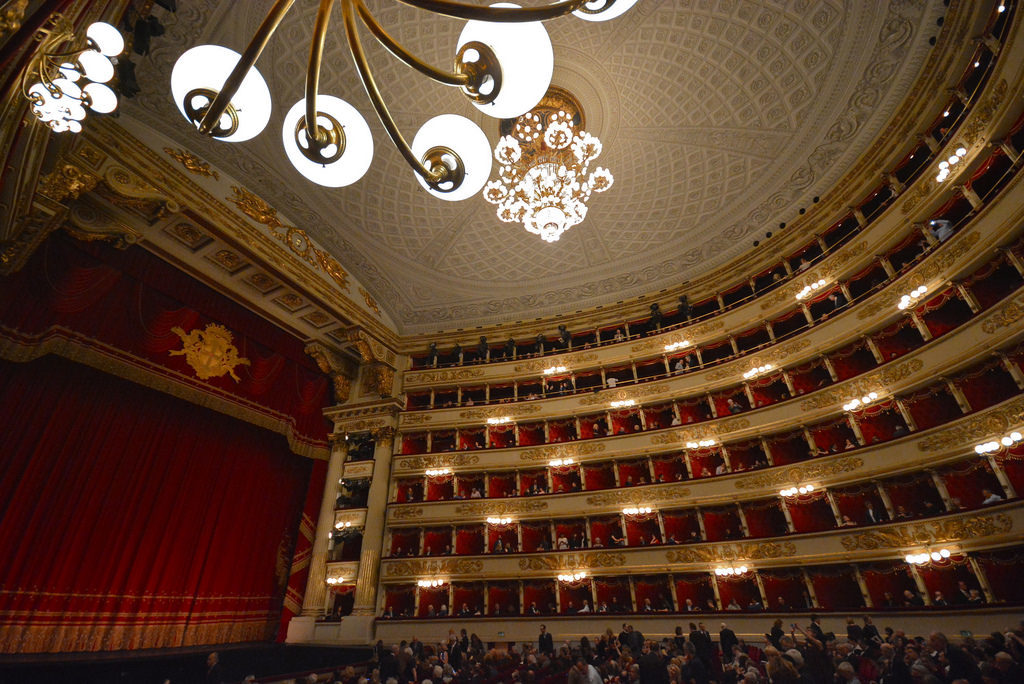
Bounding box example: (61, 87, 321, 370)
(393, 0, 588, 22)
(355, 0, 469, 87)
(342, 0, 444, 184)
(305, 0, 335, 138)
(198, 0, 295, 135)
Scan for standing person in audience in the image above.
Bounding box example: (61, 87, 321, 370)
(538, 624, 553, 656)
(678, 295, 691, 321)
(648, 303, 663, 333)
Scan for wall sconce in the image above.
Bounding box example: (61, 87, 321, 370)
(898, 286, 928, 310)
(664, 340, 691, 352)
(843, 392, 880, 411)
(935, 147, 967, 182)
(905, 549, 951, 565)
(486, 516, 513, 525)
(796, 279, 829, 300)
(975, 431, 1022, 453)
(685, 439, 716, 449)
(557, 571, 587, 583)
(425, 468, 451, 477)
(623, 506, 653, 515)
(743, 363, 774, 380)
(487, 416, 513, 425)
(779, 484, 819, 497)
(610, 399, 635, 408)
(714, 565, 750, 576)
(418, 578, 446, 588)
(549, 457, 574, 467)
(544, 365, 568, 375)
(325, 577, 346, 585)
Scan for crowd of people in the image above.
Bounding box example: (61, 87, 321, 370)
(357, 617, 1024, 684)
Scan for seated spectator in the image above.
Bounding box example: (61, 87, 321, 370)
(982, 488, 1004, 504)
(727, 397, 744, 414)
(726, 598, 742, 610)
(932, 591, 948, 606)
(613, 328, 625, 343)
(903, 589, 924, 607)
(839, 515, 857, 527)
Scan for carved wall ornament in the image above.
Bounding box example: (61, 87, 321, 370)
(37, 164, 99, 202)
(0, 0, 28, 39)
(719, 417, 751, 433)
(839, 512, 1012, 551)
(164, 147, 220, 180)
(519, 442, 606, 462)
(735, 457, 863, 489)
(227, 186, 350, 291)
(370, 426, 396, 444)
(578, 383, 672, 406)
(453, 500, 549, 516)
(397, 453, 481, 471)
(346, 328, 397, 367)
(982, 292, 1024, 335)
(459, 404, 542, 420)
(336, 417, 388, 434)
(900, 178, 936, 215)
(518, 552, 626, 571)
(957, 79, 1007, 147)
(514, 352, 598, 374)
(917, 396, 1024, 452)
(332, 375, 352, 404)
(650, 424, 719, 446)
(169, 323, 250, 382)
(666, 541, 797, 564)
(759, 245, 866, 311)
(390, 506, 424, 520)
(163, 222, 209, 249)
(799, 359, 924, 411)
(585, 484, 691, 507)
(65, 202, 141, 249)
(628, 320, 725, 353)
(705, 340, 813, 382)
(361, 363, 395, 397)
(404, 368, 486, 386)
(383, 559, 484, 577)
(359, 287, 382, 316)
(401, 413, 432, 426)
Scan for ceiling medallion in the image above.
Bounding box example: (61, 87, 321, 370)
(483, 86, 613, 242)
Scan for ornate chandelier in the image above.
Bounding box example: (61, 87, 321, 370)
(483, 86, 612, 242)
(168, 0, 637, 200)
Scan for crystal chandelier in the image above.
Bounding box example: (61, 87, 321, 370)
(168, 0, 637, 200)
(483, 87, 612, 242)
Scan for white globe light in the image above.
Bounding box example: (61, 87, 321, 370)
(282, 96, 373, 187)
(574, 0, 640, 22)
(83, 82, 118, 113)
(87, 22, 125, 57)
(58, 62, 81, 82)
(457, 4, 553, 119)
(171, 45, 272, 142)
(77, 50, 114, 84)
(411, 114, 492, 201)
(939, 549, 951, 558)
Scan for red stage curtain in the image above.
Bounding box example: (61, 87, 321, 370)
(808, 565, 864, 610)
(937, 459, 1003, 509)
(455, 526, 484, 555)
(675, 574, 715, 612)
(785, 494, 836, 533)
(521, 523, 550, 552)
(715, 575, 760, 610)
(742, 499, 789, 538)
(903, 385, 964, 431)
(523, 581, 556, 615)
(860, 562, 917, 608)
(758, 570, 805, 611)
(766, 430, 813, 466)
(955, 361, 1020, 412)
(584, 462, 616, 490)
(0, 356, 311, 653)
(391, 530, 421, 556)
(974, 547, 1024, 603)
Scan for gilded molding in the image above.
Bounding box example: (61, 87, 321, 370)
(383, 559, 484, 577)
(957, 79, 1008, 147)
(404, 368, 486, 386)
(839, 512, 1013, 551)
(396, 454, 481, 471)
(359, 287, 382, 316)
(336, 417, 389, 434)
(453, 500, 548, 516)
(734, 457, 863, 489)
(513, 352, 598, 374)
(37, 163, 99, 202)
(705, 340, 812, 381)
(916, 396, 1024, 452)
(901, 178, 936, 215)
(164, 147, 220, 180)
(518, 552, 626, 571)
(169, 324, 250, 382)
(759, 245, 866, 311)
(578, 383, 672, 406)
(666, 541, 797, 563)
(391, 507, 424, 520)
(585, 484, 691, 506)
(628, 320, 725, 353)
(401, 414, 433, 425)
(0, 0, 28, 38)
(458, 404, 542, 420)
(519, 442, 606, 462)
(799, 359, 924, 411)
(982, 292, 1024, 334)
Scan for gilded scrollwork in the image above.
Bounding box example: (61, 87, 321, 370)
(982, 292, 1024, 335)
(359, 287, 382, 316)
(705, 340, 812, 382)
(396, 453, 481, 471)
(453, 500, 548, 516)
(578, 383, 672, 406)
(799, 359, 924, 411)
(404, 368, 486, 386)
(37, 163, 99, 202)
(916, 397, 1024, 452)
(666, 541, 797, 563)
(164, 147, 220, 180)
(518, 552, 626, 571)
(628, 320, 725, 354)
(390, 506, 424, 520)
(459, 404, 542, 420)
(839, 513, 1012, 551)
(585, 484, 691, 506)
(169, 323, 250, 382)
(514, 352, 598, 374)
(383, 559, 484, 577)
(519, 442, 606, 462)
(957, 79, 1007, 147)
(735, 457, 863, 489)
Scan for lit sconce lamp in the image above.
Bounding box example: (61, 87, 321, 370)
(714, 565, 749, 576)
(622, 506, 653, 515)
(417, 577, 446, 589)
(325, 577, 346, 585)
(487, 416, 513, 425)
(543, 365, 568, 375)
(898, 285, 928, 310)
(549, 457, 574, 467)
(22, 19, 124, 133)
(743, 363, 774, 380)
(486, 516, 513, 525)
(610, 399, 635, 408)
(935, 147, 967, 182)
(685, 439, 716, 449)
(557, 571, 587, 582)
(664, 340, 691, 352)
(779, 484, 818, 498)
(334, 521, 353, 529)
(975, 431, 1023, 454)
(796, 279, 828, 300)
(905, 549, 951, 565)
(425, 468, 452, 477)
(843, 391, 880, 411)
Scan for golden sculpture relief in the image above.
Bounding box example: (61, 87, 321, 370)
(37, 164, 99, 202)
(982, 292, 1024, 334)
(361, 364, 395, 397)
(705, 340, 813, 382)
(459, 404, 542, 420)
(164, 147, 220, 180)
(666, 541, 797, 563)
(404, 368, 486, 386)
(391, 506, 424, 520)
(839, 513, 1012, 551)
(585, 484, 691, 507)
(453, 500, 548, 516)
(332, 375, 352, 404)
(900, 178, 936, 215)
(735, 457, 863, 489)
(400, 414, 432, 426)
(519, 442, 606, 462)
(917, 396, 1024, 452)
(360, 287, 382, 315)
(628, 321, 726, 354)
(518, 552, 626, 571)
(227, 186, 350, 291)
(799, 359, 924, 411)
(578, 383, 672, 406)
(0, 0, 28, 39)
(383, 559, 484, 577)
(957, 79, 1007, 146)
(169, 323, 251, 382)
(514, 352, 598, 374)
(397, 453, 481, 471)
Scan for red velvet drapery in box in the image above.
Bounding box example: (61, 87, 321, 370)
(808, 418, 857, 453)
(383, 586, 415, 617)
(523, 581, 556, 614)
(830, 341, 877, 381)
(937, 459, 1003, 509)
(996, 445, 1024, 494)
(486, 524, 518, 552)
(918, 289, 973, 338)
(743, 499, 789, 538)
(423, 527, 451, 555)
(860, 562, 917, 608)
(488, 424, 515, 448)
(0, 357, 311, 654)
(788, 359, 832, 395)
(702, 507, 742, 542)
(715, 574, 760, 609)
(954, 361, 1020, 412)
(594, 578, 631, 613)
(871, 319, 923, 362)
(455, 526, 484, 555)
(418, 586, 447, 616)
(832, 483, 888, 525)
(518, 422, 545, 446)
(915, 556, 976, 603)
(853, 402, 908, 445)
(808, 565, 864, 610)
(676, 396, 710, 424)
(624, 516, 660, 545)
(459, 429, 484, 450)
(674, 574, 715, 612)
(589, 516, 622, 548)
(550, 464, 580, 493)
(966, 256, 1023, 310)
(452, 583, 484, 616)
(902, 385, 964, 431)
(644, 404, 674, 430)
(426, 474, 454, 501)
(975, 547, 1024, 602)
(521, 522, 550, 552)
(488, 583, 519, 616)
(554, 520, 587, 548)
(548, 418, 576, 443)
(688, 448, 724, 479)
(727, 440, 768, 471)
(765, 430, 812, 466)
(520, 470, 547, 495)
(618, 459, 650, 486)
(558, 583, 592, 614)
(584, 462, 616, 490)
(488, 473, 515, 498)
(396, 479, 423, 503)
(759, 569, 805, 610)
(663, 510, 701, 544)
(883, 474, 943, 517)
(785, 494, 835, 533)
(391, 529, 421, 556)
(652, 453, 687, 482)
(749, 375, 789, 408)
(634, 575, 673, 612)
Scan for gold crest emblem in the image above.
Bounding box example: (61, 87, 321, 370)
(169, 323, 251, 382)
